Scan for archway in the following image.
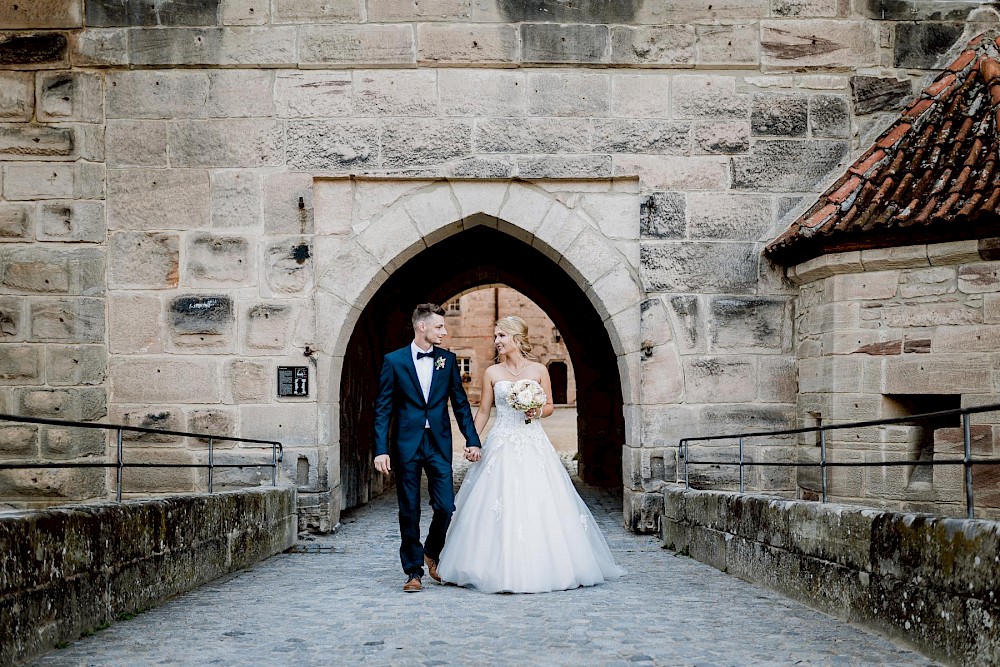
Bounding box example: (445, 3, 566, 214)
(339, 224, 625, 511)
(548, 361, 569, 405)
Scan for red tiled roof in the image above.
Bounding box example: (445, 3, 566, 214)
(765, 32, 1000, 265)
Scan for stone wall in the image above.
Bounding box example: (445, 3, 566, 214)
(661, 485, 1000, 666)
(0, 0, 995, 530)
(0, 485, 297, 667)
(789, 240, 1000, 519)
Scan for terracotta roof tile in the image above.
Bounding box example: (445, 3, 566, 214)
(766, 31, 1000, 265)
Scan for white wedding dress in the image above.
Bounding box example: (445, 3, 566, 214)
(437, 380, 625, 593)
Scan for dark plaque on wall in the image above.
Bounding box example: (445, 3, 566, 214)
(278, 366, 309, 397)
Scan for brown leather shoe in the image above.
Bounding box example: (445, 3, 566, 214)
(424, 555, 441, 583)
(403, 574, 422, 592)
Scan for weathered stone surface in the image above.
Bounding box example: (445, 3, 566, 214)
(110, 358, 220, 404)
(167, 120, 283, 168)
(221, 0, 267, 25)
(614, 155, 729, 191)
(354, 70, 436, 117)
(592, 119, 689, 154)
(751, 93, 808, 137)
(107, 169, 209, 230)
(760, 20, 878, 70)
(187, 407, 237, 445)
(274, 71, 352, 119)
(186, 234, 252, 286)
(106, 120, 168, 168)
(446, 156, 515, 179)
(640, 192, 685, 239)
(0, 124, 74, 160)
(0, 72, 33, 120)
(0, 424, 37, 456)
(883, 355, 991, 394)
(0, 32, 69, 67)
(692, 121, 750, 154)
(108, 232, 179, 289)
(0, 0, 82, 28)
(263, 172, 314, 235)
(14, 386, 105, 421)
(108, 294, 161, 355)
(666, 295, 703, 353)
(684, 356, 756, 403)
(517, 155, 612, 179)
(69, 27, 128, 66)
(894, 22, 964, 69)
(610, 74, 670, 120)
(526, 72, 609, 117)
(0, 296, 23, 340)
(298, 24, 415, 65)
(272, 0, 361, 22)
(168, 295, 234, 351)
(641, 242, 758, 293)
(86, 0, 219, 26)
(758, 355, 796, 402)
(245, 302, 295, 351)
(709, 296, 789, 352)
(849, 75, 911, 115)
(439, 70, 525, 118)
(210, 170, 260, 229)
(0, 345, 41, 385)
(30, 298, 104, 343)
(115, 407, 184, 443)
(225, 358, 269, 403)
(0, 203, 31, 240)
(45, 345, 105, 386)
(475, 118, 590, 154)
(640, 297, 673, 349)
(521, 23, 608, 64)
(0, 246, 103, 295)
(36, 71, 102, 122)
(695, 23, 759, 66)
(381, 119, 472, 169)
(672, 75, 748, 120)
(265, 238, 313, 295)
(771, 0, 847, 16)
(417, 23, 518, 64)
(128, 27, 296, 66)
(687, 193, 771, 241)
(610, 25, 695, 65)
(641, 341, 684, 404)
(204, 70, 273, 118)
(732, 139, 848, 191)
(958, 262, 1000, 294)
(369, 0, 470, 21)
(36, 201, 104, 243)
(809, 94, 850, 138)
(241, 403, 318, 446)
(286, 120, 378, 171)
(2, 164, 71, 200)
(882, 301, 981, 328)
(106, 71, 207, 119)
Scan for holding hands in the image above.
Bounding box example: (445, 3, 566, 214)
(464, 446, 481, 462)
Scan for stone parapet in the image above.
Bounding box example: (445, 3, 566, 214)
(661, 486, 1000, 666)
(0, 485, 297, 667)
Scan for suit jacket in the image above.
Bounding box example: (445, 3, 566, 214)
(374, 346, 481, 463)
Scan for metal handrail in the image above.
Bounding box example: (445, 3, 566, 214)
(0, 412, 284, 502)
(679, 402, 1000, 519)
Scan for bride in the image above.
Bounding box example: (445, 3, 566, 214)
(436, 315, 625, 593)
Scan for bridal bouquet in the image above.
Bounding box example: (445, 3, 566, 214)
(507, 379, 546, 424)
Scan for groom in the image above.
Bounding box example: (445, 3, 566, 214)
(373, 303, 482, 592)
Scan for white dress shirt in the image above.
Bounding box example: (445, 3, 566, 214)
(411, 342, 434, 427)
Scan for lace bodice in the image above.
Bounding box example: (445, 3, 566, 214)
(492, 380, 542, 429)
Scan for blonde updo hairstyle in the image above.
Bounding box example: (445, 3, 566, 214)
(496, 315, 535, 359)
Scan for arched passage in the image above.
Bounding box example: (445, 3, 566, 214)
(340, 224, 625, 511)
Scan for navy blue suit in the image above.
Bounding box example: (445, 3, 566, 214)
(374, 345, 481, 575)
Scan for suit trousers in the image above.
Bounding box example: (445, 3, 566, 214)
(395, 429, 455, 575)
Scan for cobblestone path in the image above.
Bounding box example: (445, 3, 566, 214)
(34, 467, 937, 667)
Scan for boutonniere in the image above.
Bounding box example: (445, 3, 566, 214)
(435, 357, 446, 371)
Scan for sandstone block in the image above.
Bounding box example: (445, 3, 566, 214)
(579, 192, 639, 240)
(298, 24, 415, 66)
(274, 71, 352, 119)
(849, 75, 911, 115)
(0, 0, 83, 28)
(244, 302, 295, 351)
(39, 425, 106, 459)
(370, 0, 470, 21)
(211, 169, 261, 229)
(672, 75, 748, 120)
(613, 155, 729, 191)
(683, 356, 757, 403)
(30, 298, 104, 343)
(927, 240, 980, 266)
(898, 266, 955, 299)
(316, 242, 384, 307)
(760, 20, 878, 70)
(46, 344, 105, 386)
(417, 23, 517, 65)
(772, 0, 847, 17)
(695, 23, 759, 66)
(789, 250, 862, 283)
(106, 71, 208, 120)
(108, 232, 179, 290)
(106, 120, 168, 168)
(168, 295, 234, 351)
(893, 22, 964, 70)
(107, 169, 209, 230)
(0, 124, 74, 160)
(0, 296, 23, 340)
(751, 93, 807, 137)
(86, 0, 217, 26)
(589, 264, 643, 319)
(692, 121, 750, 155)
(354, 70, 437, 117)
(986, 294, 1000, 325)
(732, 139, 848, 191)
(641, 241, 757, 293)
(516, 155, 612, 179)
(119, 449, 198, 494)
(931, 325, 1000, 354)
(36, 71, 102, 122)
(113, 406, 184, 444)
(128, 27, 297, 67)
(610, 25, 695, 66)
(0, 467, 103, 500)
(610, 74, 670, 118)
(758, 356, 796, 403)
(36, 201, 104, 243)
(667, 295, 705, 354)
(272, 0, 361, 22)
(639, 192, 685, 239)
(934, 425, 993, 457)
(108, 294, 161, 355)
(860, 245, 929, 271)
(641, 342, 684, 404)
(527, 72, 610, 118)
(77, 161, 105, 199)
(640, 297, 674, 350)
(205, 70, 273, 118)
(709, 296, 790, 353)
(265, 238, 313, 295)
(187, 407, 237, 445)
(241, 403, 318, 446)
(830, 271, 899, 301)
(439, 70, 524, 118)
(0, 424, 37, 456)
(382, 119, 472, 169)
(0, 72, 33, 120)
(0, 344, 41, 385)
(110, 358, 221, 404)
(521, 23, 608, 65)
(592, 119, 690, 155)
(809, 94, 850, 138)
(286, 119, 379, 171)
(687, 192, 771, 241)
(446, 156, 515, 179)
(221, 0, 267, 25)
(883, 355, 991, 395)
(0, 246, 104, 295)
(0, 203, 32, 241)
(475, 118, 591, 154)
(70, 27, 129, 66)
(959, 262, 1000, 294)
(2, 163, 74, 200)
(167, 120, 283, 168)
(14, 386, 105, 421)
(265, 172, 315, 235)
(225, 358, 269, 403)
(0, 32, 69, 69)
(186, 234, 253, 286)
(797, 355, 862, 393)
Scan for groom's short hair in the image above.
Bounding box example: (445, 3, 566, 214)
(412, 303, 444, 328)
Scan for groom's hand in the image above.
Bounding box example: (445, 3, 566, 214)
(374, 454, 391, 476)
(464, 446, 481, 462)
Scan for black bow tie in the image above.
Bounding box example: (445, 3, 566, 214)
(416, 351, 434, 360)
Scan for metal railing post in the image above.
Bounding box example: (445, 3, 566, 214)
(820, 429, 828, 504)
(115, 428, 123, 503)
(271, 443, 278, 486)
(683, 439, 690, 490)
(738, 436, 745, 494)
(208, 438, 214, 494)
(963, 413, 974, 519)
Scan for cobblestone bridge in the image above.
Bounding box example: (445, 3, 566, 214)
(33, 468, 936, 667)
